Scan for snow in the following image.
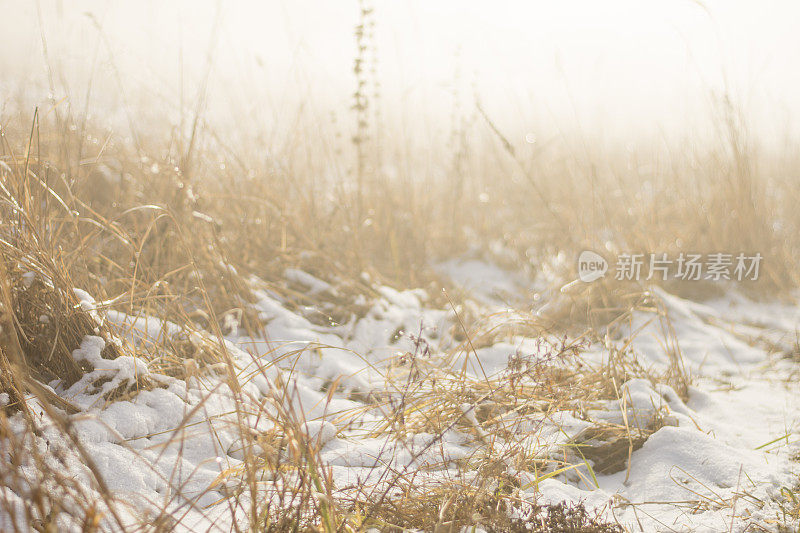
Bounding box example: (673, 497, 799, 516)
(3, 258, 799, 531)
(285, 268, 335, 295)
(437, 256, 533, 306)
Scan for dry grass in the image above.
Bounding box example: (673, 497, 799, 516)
(0, 95, 791, 529)
(0, 10, 797, 529)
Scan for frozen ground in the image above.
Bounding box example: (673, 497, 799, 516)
(2, 258, 799, 532)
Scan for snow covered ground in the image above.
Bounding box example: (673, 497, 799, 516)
(3, 258, 799, 531)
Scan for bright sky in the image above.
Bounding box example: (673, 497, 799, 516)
(2, 0, 799, 145)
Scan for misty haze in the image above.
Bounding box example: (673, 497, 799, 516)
(0, 1, 798, 531)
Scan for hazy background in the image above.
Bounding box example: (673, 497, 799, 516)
(1, 0, 799, 149)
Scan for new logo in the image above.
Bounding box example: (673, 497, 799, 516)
(578, 250, 608, 282)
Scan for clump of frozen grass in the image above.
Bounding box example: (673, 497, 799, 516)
(0, 123, 686, 530)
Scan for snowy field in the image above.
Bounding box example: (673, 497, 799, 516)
(2, 4, 800, 530)
(2, 257, 798, 532)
